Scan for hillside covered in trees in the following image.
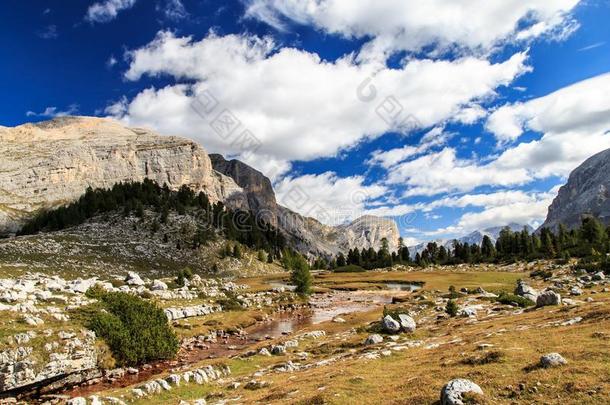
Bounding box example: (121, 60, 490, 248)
(18, 179, 287, 259)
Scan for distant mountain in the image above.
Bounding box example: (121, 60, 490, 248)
(210, 155, 400, 257)
(540, 148, 610, 231)
(408, 223, 534, 256)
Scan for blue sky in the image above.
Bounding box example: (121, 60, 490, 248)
(2, 0, 610, 245)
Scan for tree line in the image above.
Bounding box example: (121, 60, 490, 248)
(412, 217, 610, 267)
(18, 179, 287, 258)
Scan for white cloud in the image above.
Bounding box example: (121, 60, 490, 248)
(26, 105, 79, 118)
(368, 126, 452, 169)
(382, 73, 610, 198)
(158, 0, 188, 21)
(111, 31, 529, 178)
(487, 72, 610, 142)
(245, 0, 581, 61)
(85, 0, 136, 23)
(423, 187, 559, 237)
(386, 147, 530, 197)
(275, 172, 387, 225)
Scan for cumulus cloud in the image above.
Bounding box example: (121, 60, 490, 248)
(244, 0, 581, 61)
(26, 104, 79, 118)
(109, 31, 529, 178)
(275, 172, 387, 225)
(486, 72, 610, 142)
(85, 0, 136, 23)
(429, 190, 556, 236)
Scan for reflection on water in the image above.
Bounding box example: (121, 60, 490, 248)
(249, 290, 394, 338)
(385, 283, 421, 292)
(269, 281, 297, 291)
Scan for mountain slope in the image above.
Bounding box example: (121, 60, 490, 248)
(540, 148, 610, 231)
(210, 155, 400, 256)
(0, 117, 242, 235)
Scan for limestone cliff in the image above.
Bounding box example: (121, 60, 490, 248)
(540, 147, 610, 231)
(0, 117, 242, 235)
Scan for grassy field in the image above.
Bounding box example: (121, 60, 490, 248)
(84, 264, 610, 405)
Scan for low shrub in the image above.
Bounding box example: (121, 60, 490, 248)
(86, 292, 178, 366)
(217, 291, 245, 311)
(495, 292, 535, 308)
(445, 299, 459, 317)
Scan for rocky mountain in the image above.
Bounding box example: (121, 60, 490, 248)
(540, 148, 610, 231)
(0, 117, 242, 236)
(0, 116, 399, 257)
(409, 223, 533, 256)
(210, 155, 400, 257)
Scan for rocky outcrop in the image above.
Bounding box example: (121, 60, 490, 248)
(0, 117, 242, 235)
(210, 157, 400, 257)
(540, 148, 610, 231)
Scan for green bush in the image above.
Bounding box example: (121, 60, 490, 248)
(333, 265, 366, 273)
(217, 291, 245, 311)
(176, 267, 194, 287)
(86, 292, 178, 366)
(495, 292, 535, 308)
(445, 299, 458, 317)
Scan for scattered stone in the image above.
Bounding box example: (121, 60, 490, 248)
(151, 280, 168, 291)
(125, 272, 145, 286)
(570, 287, 583, 296)
(592, 272, 605, 281)
(398, 314, 417, 333)
(284, 339, 298, 348)
(166, 374, 181, 386)
(441, 379, 484, 405)
(536, 290, 561, 307)
(271, 345, 286, 355)
(382, 315, 401, 334)
(332, 317, 346, 323)
(540, 353, 568, 368)
(259, 348, 271, 356)
(245, 380, 270, 390)
(561, 317, 582, 326)
(67, 398, 87, 405)
(515, 280, 539, 302)
(365, 334, 384, 345)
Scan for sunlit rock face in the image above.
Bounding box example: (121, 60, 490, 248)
(0, 116, 242, 235)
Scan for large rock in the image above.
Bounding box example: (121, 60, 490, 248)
(0, 117, 242, 235)
(398, 314, 417, 333)
(540, 353, 568, 368)
(515, 280, 539, 302)
(440, 379, 484, 405)
(540, 147, 610, 231)
(125, 272, 145, 286)
(382, 315, 401, 334)
(536, 290, 562, 307)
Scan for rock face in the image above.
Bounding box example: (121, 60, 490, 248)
(0, 117, 242, 235)
(211, 157, 400, 257)
(541, 148, 610, 231)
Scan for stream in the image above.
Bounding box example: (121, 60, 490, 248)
(61, 288, 412, 399)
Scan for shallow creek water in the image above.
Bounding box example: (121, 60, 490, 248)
(62, 288, 408, 398)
